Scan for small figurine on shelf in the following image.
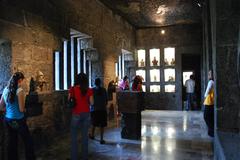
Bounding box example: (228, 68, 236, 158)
(140, 59, 145, 67)
(168, 76, 174, 82)
(164, 58, 169, 66)
(152, 56, 158, 66)
(154, 75, 157, 81)
(170, 58, 175, 65)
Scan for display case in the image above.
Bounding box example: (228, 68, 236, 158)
(150, 49, 160, 66)
(142, 85, 146, 92)
(164, 68, 175, 82)
(150, 69, 160, 82)
(164, 48, 175, 66)
(150, 85, 160, 92)
(138, 49, 146, 67)
(136, 47, 176, 93)
(165, 85, 175, 93)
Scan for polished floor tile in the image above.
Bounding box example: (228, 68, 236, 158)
(35, 111, 213, 160)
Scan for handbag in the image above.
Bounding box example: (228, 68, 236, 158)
(67, 87, 76, 109)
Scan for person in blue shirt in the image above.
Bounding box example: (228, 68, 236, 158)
(0, 72, 35, 160)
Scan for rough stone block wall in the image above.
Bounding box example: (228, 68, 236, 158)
(0, 0, 135, 147)
(0, 40, 11, 92)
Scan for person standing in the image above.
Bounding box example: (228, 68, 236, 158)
(185, 75, 195, 111)
(69, 73, 94, 160)
(203, 70, 214, 137)
(0, 72, 35, 160)
(89, 78, 108, 144)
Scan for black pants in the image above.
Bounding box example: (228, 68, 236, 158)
(5, 118, 35, 160)
(204, 106, 214, 137)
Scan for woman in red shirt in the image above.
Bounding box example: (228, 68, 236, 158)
(69, 73, 93, 160)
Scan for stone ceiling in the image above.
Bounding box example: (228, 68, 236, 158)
(99, 0, 204, 28)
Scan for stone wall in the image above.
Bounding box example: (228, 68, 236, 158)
(136, 24, 203, 110)
(211, 0, 240, 133)
(0, 39, 11, 92)
(0, 0, 135, 147)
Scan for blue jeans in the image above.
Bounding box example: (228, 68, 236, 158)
(186, 93, 194, 111)
(71, 113, 90, 160)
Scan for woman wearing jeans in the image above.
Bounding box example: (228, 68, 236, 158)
(0, 72, 35, 160)
(69, 73, 93, 160)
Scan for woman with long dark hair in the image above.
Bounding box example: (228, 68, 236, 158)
(0, 72, 35, 160)
(89, 78, 108, 144)
(69, 73, 93, 160)
(203, 70, 214, 137)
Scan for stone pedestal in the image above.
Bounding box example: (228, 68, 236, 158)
(117, 91, 144, 140)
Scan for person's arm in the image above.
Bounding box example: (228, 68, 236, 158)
(0, 96, 6, 111)
(17, 89, 26, 112)
(204, 80, 214, 98)
(89, 95, 94, 106)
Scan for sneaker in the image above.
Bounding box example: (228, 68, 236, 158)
(100, 140, 106, 144)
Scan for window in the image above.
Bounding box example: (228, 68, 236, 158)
(54, 51, 60, 90)
(53, 30, 93, 90)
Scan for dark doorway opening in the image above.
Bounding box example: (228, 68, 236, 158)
(182, 54, 201, 110)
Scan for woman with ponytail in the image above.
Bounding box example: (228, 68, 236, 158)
(0, 72, 35, 160)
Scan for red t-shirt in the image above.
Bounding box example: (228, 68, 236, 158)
(69, 86, 93, 115)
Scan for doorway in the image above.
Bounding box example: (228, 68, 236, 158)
(182, 54, 201, 110)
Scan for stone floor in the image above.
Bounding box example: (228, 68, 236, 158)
(35, 110, 213, 160)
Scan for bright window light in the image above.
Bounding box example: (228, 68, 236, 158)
(55, 51, 60, 90)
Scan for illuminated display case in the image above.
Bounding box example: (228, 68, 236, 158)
(136, 47, 176, 93)
(165, 85, 175, 93)
(142, 85, 146, 92)
(164, 48, 175, 66)
(150, 85, 160, 92)
(164, 68, 175, 82)
(150, 49, 160, 66)
(138, 49, 146, 67)
(150, 69, 160, 82)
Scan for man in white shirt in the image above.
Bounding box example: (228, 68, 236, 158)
(185, 75, 195, 111)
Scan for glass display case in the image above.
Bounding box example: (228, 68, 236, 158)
(136, 69, 146, 82)
(142, 85, 146, 92)
(150, 85, 160, 92)
(150, 69, 160, 82)
(165, 85, 175, 93)
(150, 49, 160, 66)
(164, 48, 175, 66)
(138, 49, 146, 67)
(164, 68, 175, 82)
(135, 47, 176, 93)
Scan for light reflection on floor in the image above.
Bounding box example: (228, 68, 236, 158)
(35, 111, 213, 160)
(88, 110, 213, 160)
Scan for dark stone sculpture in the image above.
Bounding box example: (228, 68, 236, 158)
(117, 91, 144, 140)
